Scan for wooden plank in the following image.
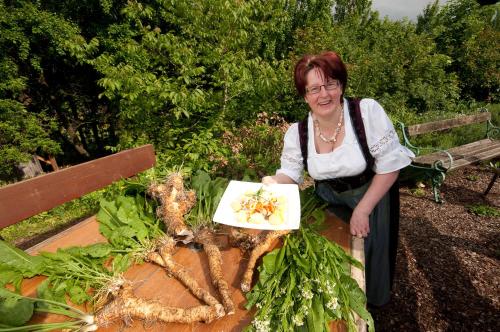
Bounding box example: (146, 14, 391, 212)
(412, 139, 500, 169)
(351, 236, 367, 332)
(448, 146, 500, 170)
(447, 139, 500, 157)
(0, 145, 156, 229)
(407, 112, 491, 136)
(22, 213, 357, 331)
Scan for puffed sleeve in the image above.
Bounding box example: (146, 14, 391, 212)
(360, 99, 415, 174)
(276, 123, 304, 184)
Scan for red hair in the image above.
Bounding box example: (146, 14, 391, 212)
(294, 51, 348, 97)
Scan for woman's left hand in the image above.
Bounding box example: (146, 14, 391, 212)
(350, 208, 370, 238)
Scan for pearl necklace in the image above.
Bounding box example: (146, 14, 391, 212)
(313, 105, 344, 144)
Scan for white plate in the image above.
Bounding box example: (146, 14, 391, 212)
(213, 180, 301, 230)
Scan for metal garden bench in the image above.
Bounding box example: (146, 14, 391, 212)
(399, 110, 499, 203)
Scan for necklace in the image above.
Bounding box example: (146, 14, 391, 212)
(313, 105, 344, 144)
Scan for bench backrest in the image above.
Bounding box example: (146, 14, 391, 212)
(407, 112, 492, 137)
(0, 144, 156, 229)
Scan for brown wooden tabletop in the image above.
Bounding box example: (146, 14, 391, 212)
(21, 211, 361, 331)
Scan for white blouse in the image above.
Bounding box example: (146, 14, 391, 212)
(276, 98, 415, 184)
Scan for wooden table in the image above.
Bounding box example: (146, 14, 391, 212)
(22, 212, 365, 331)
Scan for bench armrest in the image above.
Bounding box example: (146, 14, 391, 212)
(397, 121, 454, 171)
(487, 119, 499, 140)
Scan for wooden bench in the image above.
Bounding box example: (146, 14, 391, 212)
(0, 144, 366, 331)
(399, 110, 499, 202)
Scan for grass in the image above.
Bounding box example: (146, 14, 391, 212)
(467, 204, 500, 217)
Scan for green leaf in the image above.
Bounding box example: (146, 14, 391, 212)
(0, 265, 23, 290)
(341, 274, 375, 332)
(68, 285, 89, 305)
(262, 249, 279, 275)
(191, 170, 211, 192)
(0, 288, 34, 327)
(306, 296, 326, 332)
(82, 243, 113, 258)
(0, 240, 45, 277)
(36, 279, 67, 308)
(112, 253, 133, 273)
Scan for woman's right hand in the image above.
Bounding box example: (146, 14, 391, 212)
(262, 174, 296, 185)
(262, 175, 279, 185)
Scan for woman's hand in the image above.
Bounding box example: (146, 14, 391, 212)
(261, 174, 296, 185)
(350, 208, 370, 238)
(262, 176, 279, 185)
(351, 171, 399, 238)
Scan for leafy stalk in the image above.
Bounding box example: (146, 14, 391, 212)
(245, 225, 374, 332)
(0, 287, 94, 331)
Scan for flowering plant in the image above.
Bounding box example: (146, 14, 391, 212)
(244, 211, 374, 332)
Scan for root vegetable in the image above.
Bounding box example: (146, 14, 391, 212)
(148, 172, 196, 238)
(241, 230, 290, 292)
(228, 227, 259, 251)
(195, 228, 235, 315)
(95, 283, 223, 325)
(146, 236, 222, 311)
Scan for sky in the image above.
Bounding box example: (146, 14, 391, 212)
(371, 0, 450, 21)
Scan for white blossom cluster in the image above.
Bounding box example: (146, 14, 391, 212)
(325, 280, 336, 294)
(252, 317, 271, 332)
(326, 296, 339, 311)
(300, 287, 314, 300)
(292, 313, 304, 326)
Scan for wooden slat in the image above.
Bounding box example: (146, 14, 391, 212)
(413, 139, 499, 168)
(22, 213, 357, 331)
(407, 112, 491, 136)
(449, 145, 500, 170)
(447, 139, 500, 156)
(0, 145, 156, 229)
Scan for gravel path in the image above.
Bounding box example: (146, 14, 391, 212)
(371, 164, 500, 332)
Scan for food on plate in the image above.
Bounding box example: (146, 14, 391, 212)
(231, 187, 286, 225)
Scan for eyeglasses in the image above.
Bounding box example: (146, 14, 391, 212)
(306, 80, 340, 95)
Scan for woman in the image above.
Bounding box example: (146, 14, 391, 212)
(262, 51, 414, 306)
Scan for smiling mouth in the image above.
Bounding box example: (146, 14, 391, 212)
(318, 100, 332, 106)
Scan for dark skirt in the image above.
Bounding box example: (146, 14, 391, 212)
(315, 180, 399, 306)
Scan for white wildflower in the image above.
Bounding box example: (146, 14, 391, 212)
(326, 297, 339, 311)
(301, 305, 309, 317)
(253, 317, 271, 332)
(325, 280, 336, 295)
(292, 314, 304, 326)
(301, 288, 314, 300)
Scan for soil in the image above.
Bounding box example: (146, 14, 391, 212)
(371, 164, 500, 332)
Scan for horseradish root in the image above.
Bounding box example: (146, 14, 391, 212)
(241, 230, 290, 292)
(195, 228, 235, 315)
(148, 172, 196, 238)
(95, 283, 223, 325)
(228, 227, 259, 251)
(146, 236, 223, 313)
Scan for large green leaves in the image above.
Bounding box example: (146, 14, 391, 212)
(97, 193, 163, 250)
(0, 240, 45, 286)
(0, 287, 34, 327)
(185, 170, 228, 229)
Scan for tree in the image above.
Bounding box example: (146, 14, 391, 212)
(417, 0, 499, 101)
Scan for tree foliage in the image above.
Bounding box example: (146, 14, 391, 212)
(0, 0, 498, 180)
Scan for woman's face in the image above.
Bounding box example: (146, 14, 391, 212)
(304, 68, 343, 118)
